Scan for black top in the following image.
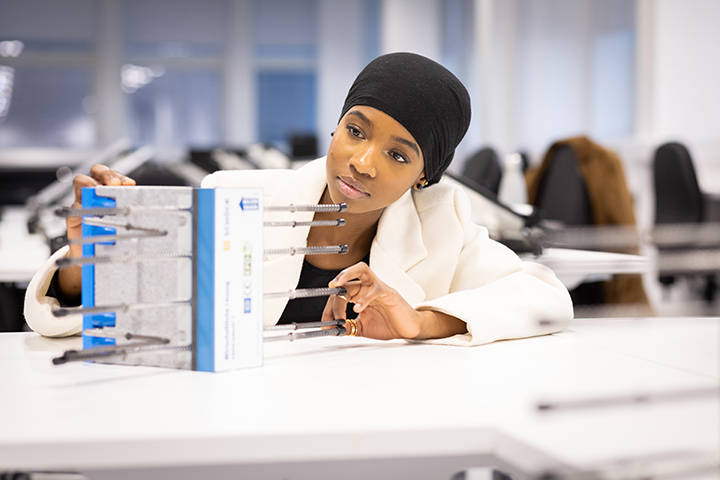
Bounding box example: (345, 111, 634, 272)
(276, 254, 368, 325)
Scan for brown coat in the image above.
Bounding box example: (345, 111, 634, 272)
(527, 136, 650, 307)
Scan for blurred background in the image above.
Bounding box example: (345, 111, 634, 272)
(1, 0, 719, 330)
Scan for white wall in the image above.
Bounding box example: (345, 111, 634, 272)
(628, 0, 720, 230)
(317, 0, 367, 155)
(471, 0, 519, 158)
(380, 0, 442, 60)
(224, 0, 255, 147)
(641, 0, 720, 199)
(95, 0, 127, 146)
(468, 0, 639, 162)
(652, 0, 720, 144)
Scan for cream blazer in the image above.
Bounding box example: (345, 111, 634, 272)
(24, 158, 573, 345)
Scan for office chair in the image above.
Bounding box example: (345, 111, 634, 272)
(461, 147, 503, 198)
(290, 133, 318, 160)
(531, 145, 594, 226)
(528, 136, 650, 309)
(529, 144, 600, 305)
(518, 151, 530, 172)
(533, 145, 594, 226)
(654, 142, 704, 224)
(653, 141, 717, 302)
(0, 283, 26, 332)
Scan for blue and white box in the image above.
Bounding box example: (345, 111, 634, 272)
(193, 188, 264, 372)
(80, 186, 264, 372)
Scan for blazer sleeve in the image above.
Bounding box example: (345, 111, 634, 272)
(413, 189, 574, 346)
(23, 246, 83, 337)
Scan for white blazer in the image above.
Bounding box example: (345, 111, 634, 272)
(24, 158, 573, 345)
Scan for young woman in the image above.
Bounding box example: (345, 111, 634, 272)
(25, 52, 573, 345)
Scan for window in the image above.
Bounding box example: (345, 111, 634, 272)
(122, 0, 227, 147)
(514, 0, 636, 153)
(0, 66, 95, 148)
(252, 0, 318, 151)
(0, 0, 96, 147)
(257, 71, 316, 145)
(126, 68, 221, 148)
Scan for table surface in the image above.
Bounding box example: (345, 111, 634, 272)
(522, 248, 650, 290)
(1, 316, 718, 479)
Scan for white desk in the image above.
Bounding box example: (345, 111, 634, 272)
(1, 317, 718, 480)
(523, 248, 650, 290)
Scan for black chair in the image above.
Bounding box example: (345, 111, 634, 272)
(518, 151, 531, 173)
(530, 144, 601, 305)
(128, 161, 193, 187)
(189, 149, 222, 174)
(654, 142, 705, 224)
(653, 142, 717, 301)
(532, 145, 593, 226)
(0, 283, 26, 332)
(290, 133, 318, 160)
(461, 147, 503, 198)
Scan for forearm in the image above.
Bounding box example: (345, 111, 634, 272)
(413, 309, 467, 340)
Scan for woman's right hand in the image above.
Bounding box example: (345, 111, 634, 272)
(57, 165, 136, 300)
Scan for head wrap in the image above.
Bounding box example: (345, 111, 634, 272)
(339, 52, 471, 185)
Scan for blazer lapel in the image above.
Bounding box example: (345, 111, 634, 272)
(263, 159, 328, 324)
(370, 190, 428, 306)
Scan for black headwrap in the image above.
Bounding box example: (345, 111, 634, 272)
(339, 52, 471, 185)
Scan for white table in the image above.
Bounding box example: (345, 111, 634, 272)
(524, 248, 650, 290)
(1, 316, 717, 480)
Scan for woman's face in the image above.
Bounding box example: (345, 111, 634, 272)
(326, 105, 425, 215)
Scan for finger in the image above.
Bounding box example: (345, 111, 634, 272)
(337, 316, 361, 337)
(321, 296, 340, 323)
(328, 279, 362, 304)
(330, 268, 384, 313)
(332, 292, 350, 320)
(351, 283, 386, 313)
(72, 174, 100, 204)
(328, 262, 373, 289)
(89, 164, 136, 186)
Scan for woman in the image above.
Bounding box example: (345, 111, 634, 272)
(25, 52, 573, 345)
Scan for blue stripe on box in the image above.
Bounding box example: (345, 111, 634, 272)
(81, 188, 117, 350)
(195, 189, 216, 372)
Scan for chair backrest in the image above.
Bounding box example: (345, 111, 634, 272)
(653, 142, 704, 224)
(532, 145, 593, 226)
(461, 147, 502, 197)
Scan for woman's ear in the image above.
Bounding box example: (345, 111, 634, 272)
(413, 174, 429, 191)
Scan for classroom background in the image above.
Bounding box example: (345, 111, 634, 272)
(1, 0, 719, 329)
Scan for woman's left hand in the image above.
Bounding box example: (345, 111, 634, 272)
(323, 262, 467, 340)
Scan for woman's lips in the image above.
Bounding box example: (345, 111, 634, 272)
(337, 176, 369, 198)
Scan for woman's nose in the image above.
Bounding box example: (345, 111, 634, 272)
(349, 147, 377, 178)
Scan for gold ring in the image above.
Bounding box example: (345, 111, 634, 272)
(346, 319, 357, 337)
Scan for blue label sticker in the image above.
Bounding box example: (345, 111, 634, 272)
(239, 197, 260, 211)
(244, 298, 252, 313)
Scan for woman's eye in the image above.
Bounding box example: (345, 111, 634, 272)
(390, 151, 408, 163)
(346, 125, 364, 139)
